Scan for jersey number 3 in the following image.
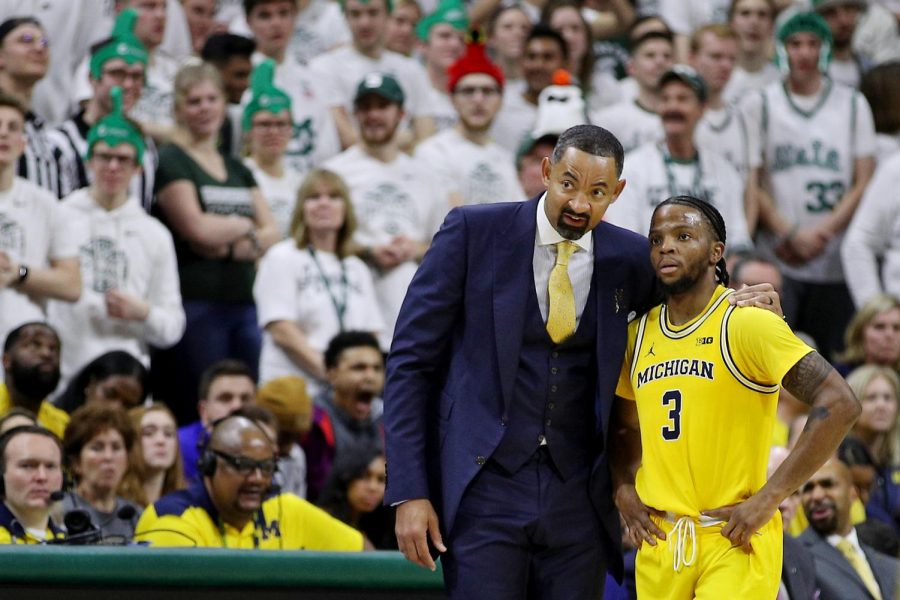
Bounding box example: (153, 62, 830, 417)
(662, 390, 682, 441)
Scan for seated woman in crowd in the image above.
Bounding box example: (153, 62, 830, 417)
(55, 350, 148, 414)
(317, 449, 394, 549)
(120, 403, 185, 507)
(153, 61, 279, 420)
(846, 365, 900, 532)
(486, 5, 531, 84)
(61, 404, 142, 542)
(834, 294, 900, 376)
(253, 169, 383, 396)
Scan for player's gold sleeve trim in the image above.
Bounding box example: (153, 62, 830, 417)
(720, 305, 780, 394)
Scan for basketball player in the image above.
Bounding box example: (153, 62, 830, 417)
(609, 195, 860, 599)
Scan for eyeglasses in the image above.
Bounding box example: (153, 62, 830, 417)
(212, 450, 277, 476)
(454, 85, 501, 98)
(92, 152, 136, 166)
(15, 32, 49, 49)
(102, 67, 145, 83)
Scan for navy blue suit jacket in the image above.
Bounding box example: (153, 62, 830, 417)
(383, 196, 655, 576)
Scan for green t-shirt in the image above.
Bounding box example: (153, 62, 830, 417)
(154, 143, 258, 303)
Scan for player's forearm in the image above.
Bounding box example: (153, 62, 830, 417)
(763, 361, 860, 505)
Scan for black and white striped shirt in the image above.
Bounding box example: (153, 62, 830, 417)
(18, 111, 62, 198)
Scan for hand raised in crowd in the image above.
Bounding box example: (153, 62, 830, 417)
(614, 483, 667, 550)
(105, 289, 150, 321)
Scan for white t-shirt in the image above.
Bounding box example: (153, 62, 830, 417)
(414, 128, 525, 209)
(47, 189, 185, 387)
(228, 0, 350, 64)
(254, 241, 383, 393)
(724, 63, 780, 105)
(605, 142, 752, 252)
(323, 146, 443, 347)
(695, 104, 760, 180)
(489, 82, 537, 153)
(308, 46, 433, 119)
(591, 100, 663, 153)
(428, 86, 458, 133)
(244, 158, 303, 239)
(0, 178, 81, 345)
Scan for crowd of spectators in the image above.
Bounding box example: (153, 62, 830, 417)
(0, 0, 898, 595)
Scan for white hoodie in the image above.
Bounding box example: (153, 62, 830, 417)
(48, 189, 185, 386)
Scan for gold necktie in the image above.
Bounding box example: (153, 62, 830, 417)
(546, 241, 577, 344)
(836, 538, 883, 600)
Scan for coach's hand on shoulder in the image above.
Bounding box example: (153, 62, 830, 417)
(704, 492, 779, 554)
(728, 283, 783, 318)
(396, 498, 446, 571)
(614, 484, 666, 549)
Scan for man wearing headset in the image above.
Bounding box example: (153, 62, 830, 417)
(136, 415, 367, 550)
(0, 426, 66, 543)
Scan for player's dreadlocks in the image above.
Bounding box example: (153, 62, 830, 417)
(653, 195, 730, 287)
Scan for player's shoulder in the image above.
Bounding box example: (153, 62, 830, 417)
(724, 303, 788, 334)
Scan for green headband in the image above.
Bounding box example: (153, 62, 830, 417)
(775, 11, 834, 74)
(415, 0, 469, 41)
(87, 87, 145, 163)
(89, 9, 149, 80)
(242, 59, 293, 132)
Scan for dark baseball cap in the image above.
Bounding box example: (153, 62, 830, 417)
(659, 65, 708, 103)
(353, 72, 405, 107)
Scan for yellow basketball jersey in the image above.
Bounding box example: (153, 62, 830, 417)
(616, 286, 813, 516)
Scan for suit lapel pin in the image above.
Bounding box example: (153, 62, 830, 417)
(614, 288, 624, 314)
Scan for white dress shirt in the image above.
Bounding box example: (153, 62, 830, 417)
(533, 194, 594, 328)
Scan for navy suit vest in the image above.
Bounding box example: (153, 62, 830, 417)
(490, 275, 598, 480)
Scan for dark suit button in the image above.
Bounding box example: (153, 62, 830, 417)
(537, 434, 545, 444)
(551, 367, 558, 375)
(551, 352, 559, 358)
(545, 419, 552, 426)
(475, 456, 486, 465)
(550, 385, 558, 393)
(548, 402, 555, 410)
(500, 419, 507, 426)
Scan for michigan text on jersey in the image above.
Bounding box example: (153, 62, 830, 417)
(636, 359, 715, 389)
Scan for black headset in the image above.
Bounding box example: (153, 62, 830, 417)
(0, 425, 64, 499)
(196, 414, 277, 478)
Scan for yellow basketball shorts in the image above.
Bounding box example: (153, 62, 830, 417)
(635, 511, 782, 599)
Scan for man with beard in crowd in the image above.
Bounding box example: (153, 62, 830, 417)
(799, 457, 898, 599)
(301, 332, 385, 503)
(604, 65, 752, 252)
(0, 323, 68, 439)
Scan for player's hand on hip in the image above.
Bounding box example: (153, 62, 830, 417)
(396, 498, 447, 571)
(728, 283, 783, 318)
(614, 484, 666, 549)
(704, 495, 777, 554)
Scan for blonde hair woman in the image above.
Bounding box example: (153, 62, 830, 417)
(845, 364, 900, 530)
(253, 169, 383, 396)
(153, 61, 280, 421)
(836, 294, 900, 376)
